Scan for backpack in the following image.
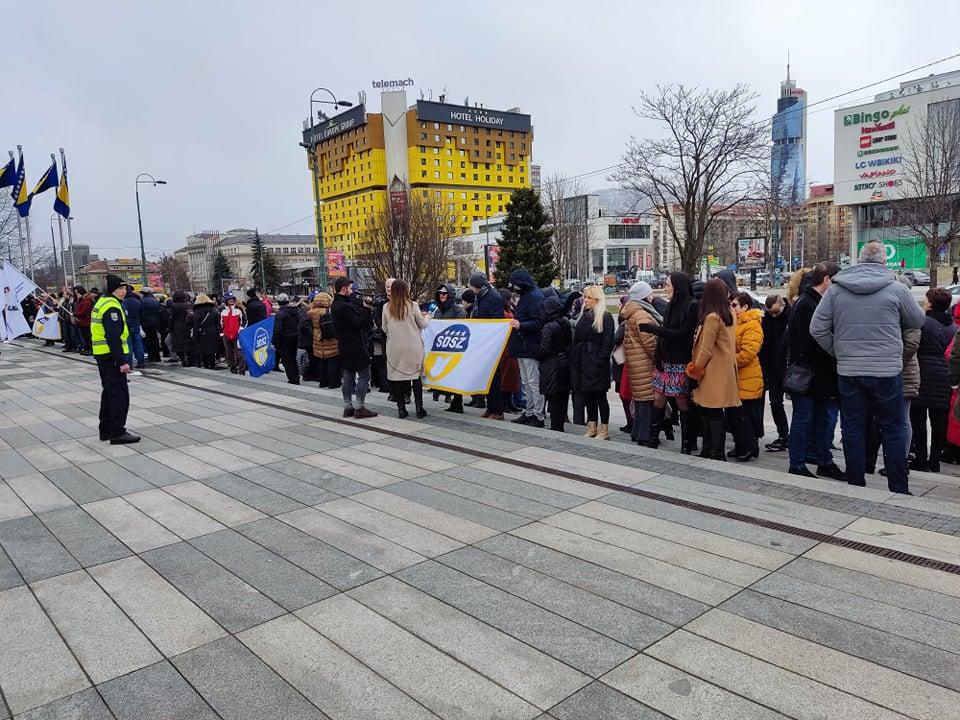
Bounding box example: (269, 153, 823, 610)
(319, 314, 336, 340)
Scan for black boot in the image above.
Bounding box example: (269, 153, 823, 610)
(662, 416, 675, 441)
(698, 413, 712, 458)
(413, 380, 427, 419)
(679, 410, 696, 455)
(647, 406, 666, 448)
(445, 395, 464, 413)
(709, 418, 727, 461)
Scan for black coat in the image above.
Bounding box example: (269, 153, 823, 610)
(507, 269, 544, 359)
(785, 285, 838, 399)
(331, 294, 371, 371)
(192, 303, 221, 354)
(169, 301, 193, 353)
(470, 285, 504, 319)
(140, 295, 161, 329)
(652, 300, 697, 366)
(570, 310, 615, 393)
(246, 298, 267, 326)
(538, 297, 572, 397)
(271, 304, 301, 347)
(915, 311, 953, 409)
(759, 303, 791, 380)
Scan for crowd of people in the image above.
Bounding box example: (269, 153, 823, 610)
(27, 240, 957, 494)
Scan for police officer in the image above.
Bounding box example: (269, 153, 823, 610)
(91, 274, 139, 444)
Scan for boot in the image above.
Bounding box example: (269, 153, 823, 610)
(662, 417, 675, 441)
(679, 410, 696, 455)
(698, 414, 712, 458)
(445, 395, 464, 413)
(413, 380, 427, 419)
(709, 419, 726, 461)
(584, 421, 597, 438)
(647, 406, 665, 448)
(597, 423, 610, 440)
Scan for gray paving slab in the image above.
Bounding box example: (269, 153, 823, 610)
(414, 472, 565, 519)
(21, 423, 69, 444)
(31, 569, 162, 684)
(75, 459, 153, 494)
(722, 589, 960, 692)
(41, 468, 115, 505)
(439, 546, 674, 649)
(0, 516, 79, 582)
(135, 426, 193, 448)
(141, 541, 283, 633)
(0, 586, 88, 716)
(0, 449, 40, 478)
(81, 497, 179, 553)
(0, 426, 41, 449)
(297, 594, 539, 720)
(547, 682, 670, 720)
(89, 556, 227, 657)
(37, 507, 131, 567)
(98, 660, 220, 720)
(387, 480, 530, 531)
(109, 454, 191, 486)
(190, 529, 335, 611)
(233, 465, 341, 504)
(234, 432, 313, 458)
(476, 533, 708, 626)
(264, 428, 347, 453)
(3, 475, 74, 514)
(235, 518, 383, 591)
(752, 571, 960, 654)
(444, 465, 588, 510)
(397, 560, 637, 677)
(781, 556, 960, 624)
(265, 459, 371, 495)
(13, 689, 112, 720)
(198, 473, 309, 515)
(239, 614, 441, 720)
(0, 544, 23, 591)
(172, 636, 328, 720)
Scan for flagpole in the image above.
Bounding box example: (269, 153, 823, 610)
(50, 219, 61, 288)
(54, 214, 67, 288)
(15, 146, 34, 281)
(59, 149, 76, 285)
(9, 151, 25, 270)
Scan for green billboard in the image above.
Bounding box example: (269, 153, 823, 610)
(857, 237, 927, 270)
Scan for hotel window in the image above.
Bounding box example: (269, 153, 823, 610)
(419, 145, 426, 152)
(497, 176, 502, 182)
(420, 158, 426, 165)
(448, 191, 454, 198)
(508, 176, 513, 183)
(485, 174, 490, 181)
(447, 124, 452, 131)
(496, 164, 501, 171)
(433, 122, 439, 129)
(461, 192, 467, 199)
(460, 161, 465, 168)
(462, 203, 467, 209)
(460, 173, 466, 180)
(486, 205, 491, 212)
(434, 172, 440, 178)
(474, 204, 480, 211)
(459, 137, 466, 144)
(498, 205, 503, 212)
(486, 193, 491, 200)
(447, 172, 453, 179)
(485, 139, 491, 147)
(433, 147, 439, 154)
(447, 160, 452, 167)
(420, 133, 427, 141)
(434, 135, 440, 142)
(473, 174, 478, 180)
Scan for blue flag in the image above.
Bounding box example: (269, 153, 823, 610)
(238, 316, 276, 377)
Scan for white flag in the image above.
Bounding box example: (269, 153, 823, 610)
(33, 307, 62, 340)
(1, 262, 32, 341)
(421, 319, 512, 394)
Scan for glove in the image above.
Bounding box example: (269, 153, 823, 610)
(685, 362, 706, 380)
(637, 323, 660, 333)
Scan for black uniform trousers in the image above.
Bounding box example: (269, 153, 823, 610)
(96, 356, 130, 439)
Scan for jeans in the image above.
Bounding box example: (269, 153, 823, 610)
(516, 357, 545, 420)
(342, 366, 371, 409)
(788, 395, 836, 469)
(127, 324, 145, 367)
(838, 375, 908, 492)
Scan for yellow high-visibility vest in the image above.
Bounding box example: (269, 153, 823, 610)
(90, 295, 130, 356)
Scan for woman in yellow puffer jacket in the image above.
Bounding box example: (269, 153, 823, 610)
(728, 291, 764, 461)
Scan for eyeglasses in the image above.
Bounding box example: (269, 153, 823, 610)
(438, 291, 448, 295)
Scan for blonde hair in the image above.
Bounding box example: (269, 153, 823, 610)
(580, 285, 608, 334)
(785, 268, 810, 303)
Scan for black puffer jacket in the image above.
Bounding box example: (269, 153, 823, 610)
(915, 310, 953, 409)
(786, 285, 837, 399)
(169, 295, 193, 354)
(759, 303, 791, 380)
(538, 297, 572, 396)
(332, 294, 371, 371)
(570, 310, 615, 393)
(272, 303, 301, 346)
(433, 284, 466, 319)
(192, 302, 221, 354)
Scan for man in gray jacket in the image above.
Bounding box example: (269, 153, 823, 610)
(810, 241, 925, 493)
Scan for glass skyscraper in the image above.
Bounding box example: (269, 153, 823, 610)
(771, 65, 807, 204)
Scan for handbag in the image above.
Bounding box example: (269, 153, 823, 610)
(783, 361, 813, 395)
(612, 344, 626, 365)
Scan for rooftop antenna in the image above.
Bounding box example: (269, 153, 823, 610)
(786, 49, 791, 82)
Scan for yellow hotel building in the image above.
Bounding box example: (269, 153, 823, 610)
(302, 90, 533, 259)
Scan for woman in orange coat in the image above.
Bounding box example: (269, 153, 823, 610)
(728, 291, 764, 461)
(686, 279, 740, 460)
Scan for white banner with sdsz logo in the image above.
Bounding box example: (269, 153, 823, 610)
(422, 319, 512, 394)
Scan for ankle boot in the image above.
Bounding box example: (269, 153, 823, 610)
(397, 401, 409, 419)
(597, 423, 610, 440)
(679, 410, 696, 455)
(584, 421, 597, 438)
(698, 414, 712, 458)
(709, 419, 726, 461)
(648, 406, 665, 448)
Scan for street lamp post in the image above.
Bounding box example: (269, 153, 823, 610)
(300, 88, 352, 292)
(135, 174, 167, 286)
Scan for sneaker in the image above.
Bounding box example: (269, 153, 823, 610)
(354, 408, 378, 419)
(526, 418, 545, 429)
(343, 407, 355, 418)
(765, 438, 788, 452)
(816, 463, 847, 481)
(511, 414, 532, 425)
(788, 466, 816, 478)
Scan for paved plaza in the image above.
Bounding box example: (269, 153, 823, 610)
(1, 340, 959, 720)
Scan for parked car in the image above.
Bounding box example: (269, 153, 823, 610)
(944, 284, 960, 307)
(902, 270, 930, 286)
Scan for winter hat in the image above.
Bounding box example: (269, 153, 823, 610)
(223, 292, 235, 302)
(628, 281, 654, 302)
(276, 293, 290, 304)
(246, 288, 258, 299)
(461, 288, 476, 304)
(468, 272, 487, 290)
(105, 274, 124, 293)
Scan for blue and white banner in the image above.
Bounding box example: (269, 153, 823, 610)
(238, 317, 276, 377)
(422, 319, 511, 394)
(33, 307, 61, 340)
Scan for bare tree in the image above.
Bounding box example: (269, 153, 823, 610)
(159, 254, 190, 291)
(542, 172, 588, 280)
(754, 151, 806, 274)
(611, 84, 768, 275)
(363, 188, 459, 300)
(897, 98, 960, 287)
(0, 194, 25, 268)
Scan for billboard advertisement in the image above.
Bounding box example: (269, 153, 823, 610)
(856, 238, 927, 270)
(737, 236, 766, 270)
(484, 244, 500, 281)
(326, 250, 346, 278)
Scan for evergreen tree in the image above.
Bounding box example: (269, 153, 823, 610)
(493, 188, 557, 288)
(210, 251, 232, 295)
(249, 229, 282, 292)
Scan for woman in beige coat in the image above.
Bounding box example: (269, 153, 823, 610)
(687, 278, 740, 460)
(382, 280, 430, 418)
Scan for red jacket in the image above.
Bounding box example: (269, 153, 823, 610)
(74, 295, 94, 328)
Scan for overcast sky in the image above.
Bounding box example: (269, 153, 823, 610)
(8, 1, 959, 259)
